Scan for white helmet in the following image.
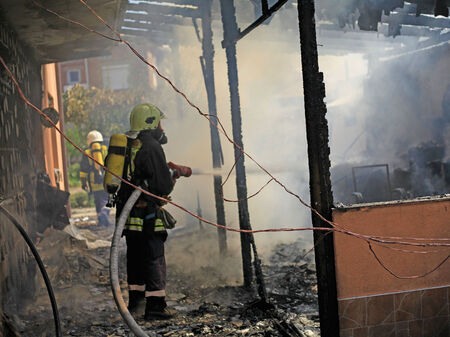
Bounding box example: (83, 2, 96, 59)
(87, 130, 103, 145)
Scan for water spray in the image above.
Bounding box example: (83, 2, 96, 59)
(191, 166, 302, 176)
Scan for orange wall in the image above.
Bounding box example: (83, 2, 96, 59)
(42, 63, 68, 191)
(332, 197, 450, 299)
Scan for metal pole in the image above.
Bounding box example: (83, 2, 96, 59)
(199, 0, 227, 254)
(297, 1, 340, 336)
(219, 0, 253, 287)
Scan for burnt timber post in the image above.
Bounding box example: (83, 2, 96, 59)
(199, 0, 227, 254)
(434, 0, 449, 17)
(219, 0, 253, 287)
(297, 0, 340, 336)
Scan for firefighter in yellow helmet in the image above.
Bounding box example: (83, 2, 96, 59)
(111, 103, 191, 320)
(79, 130, 112, 227)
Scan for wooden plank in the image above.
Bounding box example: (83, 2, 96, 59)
(125, 3, 200, 18)
(139, 0, 199, 7)
(120, 27, 173, 44)
(121, 20, 174, 32)
(124, 12, 190, 26)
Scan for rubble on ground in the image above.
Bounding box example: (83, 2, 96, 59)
(14, 209, 319, 337)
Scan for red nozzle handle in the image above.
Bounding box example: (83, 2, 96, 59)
(168, 162, 192, 178)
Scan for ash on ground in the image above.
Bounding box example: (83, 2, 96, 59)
(13, 208, 319, 337)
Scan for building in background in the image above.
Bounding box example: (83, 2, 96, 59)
(58, 46, 157, 92)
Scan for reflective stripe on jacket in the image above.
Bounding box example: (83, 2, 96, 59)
(125, 216, 144, 232)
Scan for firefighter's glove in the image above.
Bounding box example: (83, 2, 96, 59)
(168, 162, 192, 179)
(159, 195, 171, 206)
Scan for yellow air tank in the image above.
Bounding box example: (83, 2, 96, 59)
(90, 142, 104, 170)
(103, 134, 128, 194)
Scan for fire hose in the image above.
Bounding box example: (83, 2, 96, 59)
(109, 188, 157, 337)
(0, 203, 61, 337)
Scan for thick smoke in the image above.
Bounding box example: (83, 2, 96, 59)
(88, 1, 449, 282)
(152, 5, 314, 265)
(324, 23, 450, 203)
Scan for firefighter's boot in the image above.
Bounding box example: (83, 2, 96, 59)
(144, 296, 177, 320)
(128, 290, 145, 315)
(98, 209, 112, 227)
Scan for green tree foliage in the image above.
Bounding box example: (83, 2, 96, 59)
(64, 84, 149, 143)
(63, 84, 149, 184)
(65, 124, 84, 164)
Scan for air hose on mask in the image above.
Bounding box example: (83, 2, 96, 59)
(0, 203, 61, 337)
(109, 188, 158, 337)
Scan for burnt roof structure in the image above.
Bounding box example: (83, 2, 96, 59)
(0, 0, 123, 63)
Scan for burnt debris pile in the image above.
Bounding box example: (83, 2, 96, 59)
(265, 241, 318, 314)
(332, 140, 450, 205)
(139, 239, 319, 337)
(15, 212, 319, 337)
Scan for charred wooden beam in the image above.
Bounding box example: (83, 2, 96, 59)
(219, 0, 267, 302)
(238, 0, 289, 42)
(222, 0, 289, 47)
(219, 0, 253, 287)
(121, 20, 174, 32)
(434, 0, 449, 17)
(297, 0, 340, 336)
(124, 12, 190, 26)
(137, 0, 200, 7)
(199, 0, 227, 254)
(119, 27, 174, 44)
(126, 3, 200, 18)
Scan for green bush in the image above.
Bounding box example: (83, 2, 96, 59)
(68, 163, 81, 188)
(70, 191, 95, 208)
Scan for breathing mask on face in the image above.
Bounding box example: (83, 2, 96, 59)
(157, 122, 168, 144)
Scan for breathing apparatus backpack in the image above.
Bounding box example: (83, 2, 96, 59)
(90, 142, 105, 184)
(103, 134, 128, 201)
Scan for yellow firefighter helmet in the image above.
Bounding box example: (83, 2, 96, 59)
(129, 103, 166, 132)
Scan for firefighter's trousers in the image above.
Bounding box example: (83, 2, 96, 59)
(125, 231, 168, 297)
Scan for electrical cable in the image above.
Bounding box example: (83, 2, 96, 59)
(1, 2, 449, 280)
(0, 204, 61, 337)
(66, 0, 450, 246)
(109, 188, 156, 337)
(26, 0, 450, 253)
(1, 51, 448, 283)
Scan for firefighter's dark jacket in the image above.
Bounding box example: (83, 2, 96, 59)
(116, 128, 174, 215)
